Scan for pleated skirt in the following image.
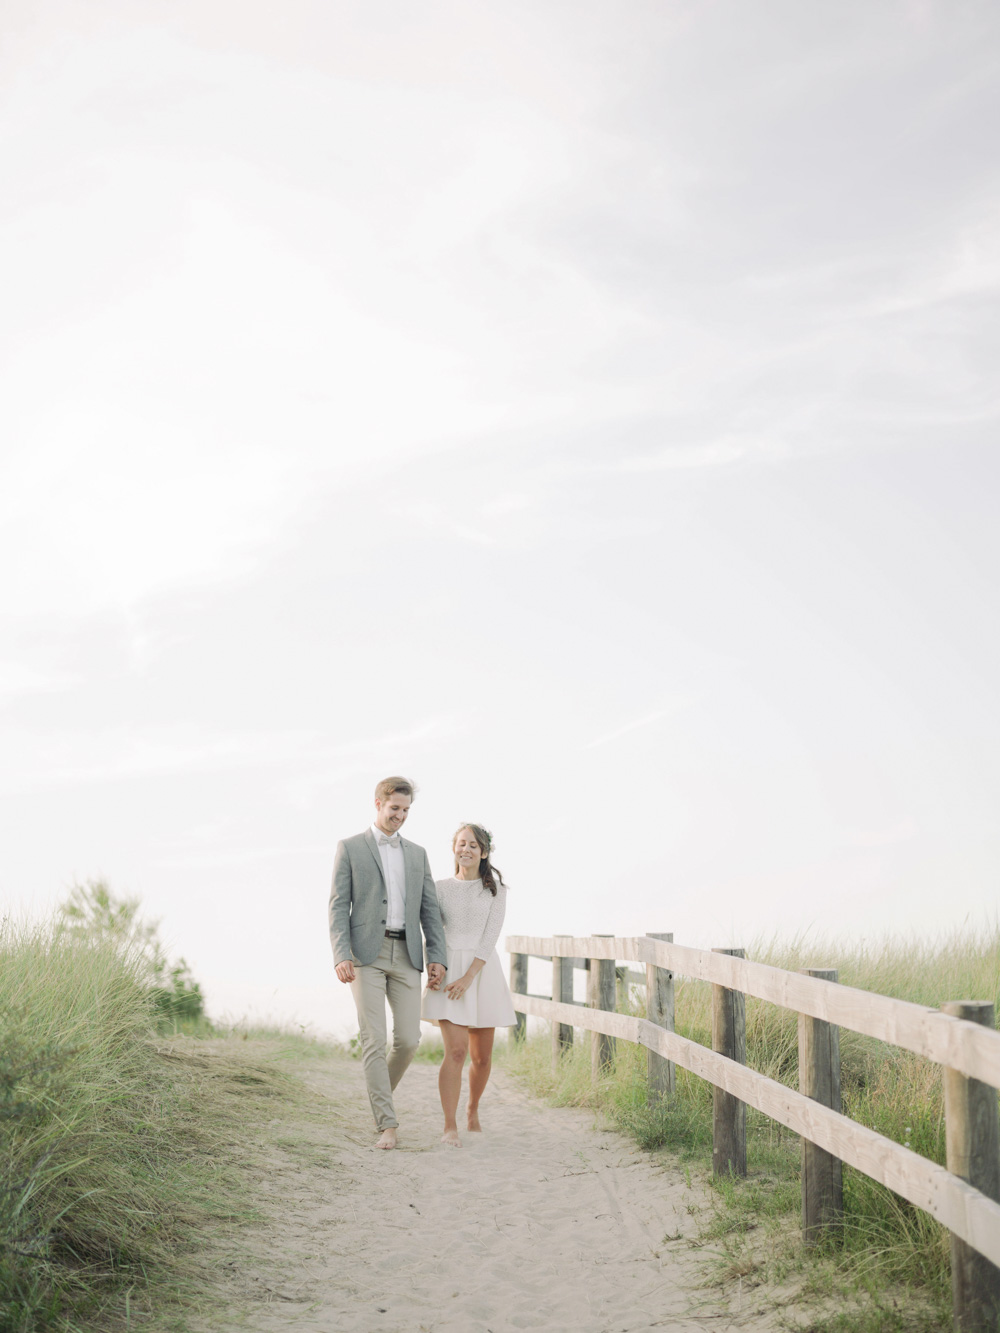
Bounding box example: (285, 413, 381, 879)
(421, 947, 517, 1028)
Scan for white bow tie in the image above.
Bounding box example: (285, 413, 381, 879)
(377, 833, 401, 848)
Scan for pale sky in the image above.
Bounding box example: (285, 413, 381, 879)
(3, 1, 998, 1037)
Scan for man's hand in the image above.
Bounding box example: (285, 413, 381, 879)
(426, 962, 446, 990)
(335, 960, 356, 984)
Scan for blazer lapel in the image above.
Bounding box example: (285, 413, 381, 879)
(364, 829, 386, 882)
(401, 841, 419, 924)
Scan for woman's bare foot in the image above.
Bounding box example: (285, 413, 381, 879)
(467, 1109, 482, 1132)
(375, 1128, 398, 1150)
(441, 1128, 461, 1147)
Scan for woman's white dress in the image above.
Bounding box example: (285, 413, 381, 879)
(421, 877, 516, 1028)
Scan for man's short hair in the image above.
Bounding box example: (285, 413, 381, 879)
(374, 775, 417, 804)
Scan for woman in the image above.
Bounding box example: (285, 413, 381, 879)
(421, 823, 516, 1146)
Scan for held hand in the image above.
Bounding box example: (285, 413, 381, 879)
(335, 960, 356, 984)
(445, 957, 484, 1000)
(426, 963, 446, 991)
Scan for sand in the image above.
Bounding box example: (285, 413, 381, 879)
(201, 1054, 792, 1333)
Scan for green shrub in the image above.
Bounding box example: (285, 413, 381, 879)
(57, 880, 204, 1027)
(0, 913, 259, 1330)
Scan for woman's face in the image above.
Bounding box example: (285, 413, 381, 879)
(454, 828, 484, 873)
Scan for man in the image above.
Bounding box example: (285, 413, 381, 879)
(329, 776, 447, 1149)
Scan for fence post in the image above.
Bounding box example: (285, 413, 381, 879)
(798, 968, 843, 1242)
(551, 936, 574, 1070)
(712, 947, 747, 1178)
(646, 932, 675, 1103)
(510, 952, 528, 1044)
(589, 935, 616, 1079)
(942, 1000, 1000, 1333)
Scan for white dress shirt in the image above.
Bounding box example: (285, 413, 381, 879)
(371, 822, 407, 931)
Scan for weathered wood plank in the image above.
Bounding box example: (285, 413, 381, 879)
(589, 935, 616, 1077)
(551, 936, 574, 1068)
(507, 935, 1000, 1087)
(510, 991, 1000, 1270)
(646, 931, 675, 1102)
(943, 1001, 1000, 1332)
(509, 952, 527, 1043)
(799, 968, 843, 1242)
(712, 948, 747, 1178)
(528, 954, 589, 969)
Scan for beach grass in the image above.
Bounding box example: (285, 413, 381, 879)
(0, 915, 316, 1332)
(501, 922, 1000, 1331)
(5, 891, 994, 1333)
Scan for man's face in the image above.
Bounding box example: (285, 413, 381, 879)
(375, 792, 411, 835)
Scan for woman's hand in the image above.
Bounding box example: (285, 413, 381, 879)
(445, 958, 485, 1000)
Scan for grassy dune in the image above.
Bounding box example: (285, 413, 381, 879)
(4, 902, 994, 1332)
(0, 917, 306, 1332)
(502, 923, 1000, 1331)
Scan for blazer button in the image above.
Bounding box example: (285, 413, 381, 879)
(380, 919, 386, 925)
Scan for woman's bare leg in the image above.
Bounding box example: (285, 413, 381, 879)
(438, 1020, 469, 1146)
(466, 1027, 496, 1131)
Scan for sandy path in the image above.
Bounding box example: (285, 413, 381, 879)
(206, 1055, 789, 1333)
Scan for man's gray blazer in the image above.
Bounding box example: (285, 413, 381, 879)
(329, 829, 448, 973)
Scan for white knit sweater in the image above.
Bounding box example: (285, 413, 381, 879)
(434, 877, 507, 959)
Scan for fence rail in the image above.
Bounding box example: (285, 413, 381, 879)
(506, 932, 1000, 1333)
(509, 934, 1000, 1086)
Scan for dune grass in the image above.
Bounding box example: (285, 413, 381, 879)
(501, 922, 1000, 1331)
(0, 916, 312, 1332)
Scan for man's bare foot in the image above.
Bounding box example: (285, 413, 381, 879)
(375, 1128, 398, 1150)
(441, 1128, 461, 1147)
(467, 1109, 482, 1132)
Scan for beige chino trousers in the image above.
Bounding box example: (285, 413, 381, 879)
(349, 936, 422, 1130)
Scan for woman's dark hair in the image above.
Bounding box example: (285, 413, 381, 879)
(452, 823, 506, 897)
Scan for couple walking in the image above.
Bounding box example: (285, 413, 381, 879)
(328, 775, 516, 1149)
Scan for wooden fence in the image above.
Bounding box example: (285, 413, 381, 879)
(506, 932, 1000, 1333)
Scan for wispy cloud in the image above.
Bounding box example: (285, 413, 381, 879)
(582, 438, 792, 474)
(845, 820, 919, 850)
(583, 705, 687, 751)
(152, 844, 332, 870)
(0, 664, 79, 702)
(0, 716, 455, 796)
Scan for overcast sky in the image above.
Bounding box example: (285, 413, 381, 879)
(3, 0, 998, 1036)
